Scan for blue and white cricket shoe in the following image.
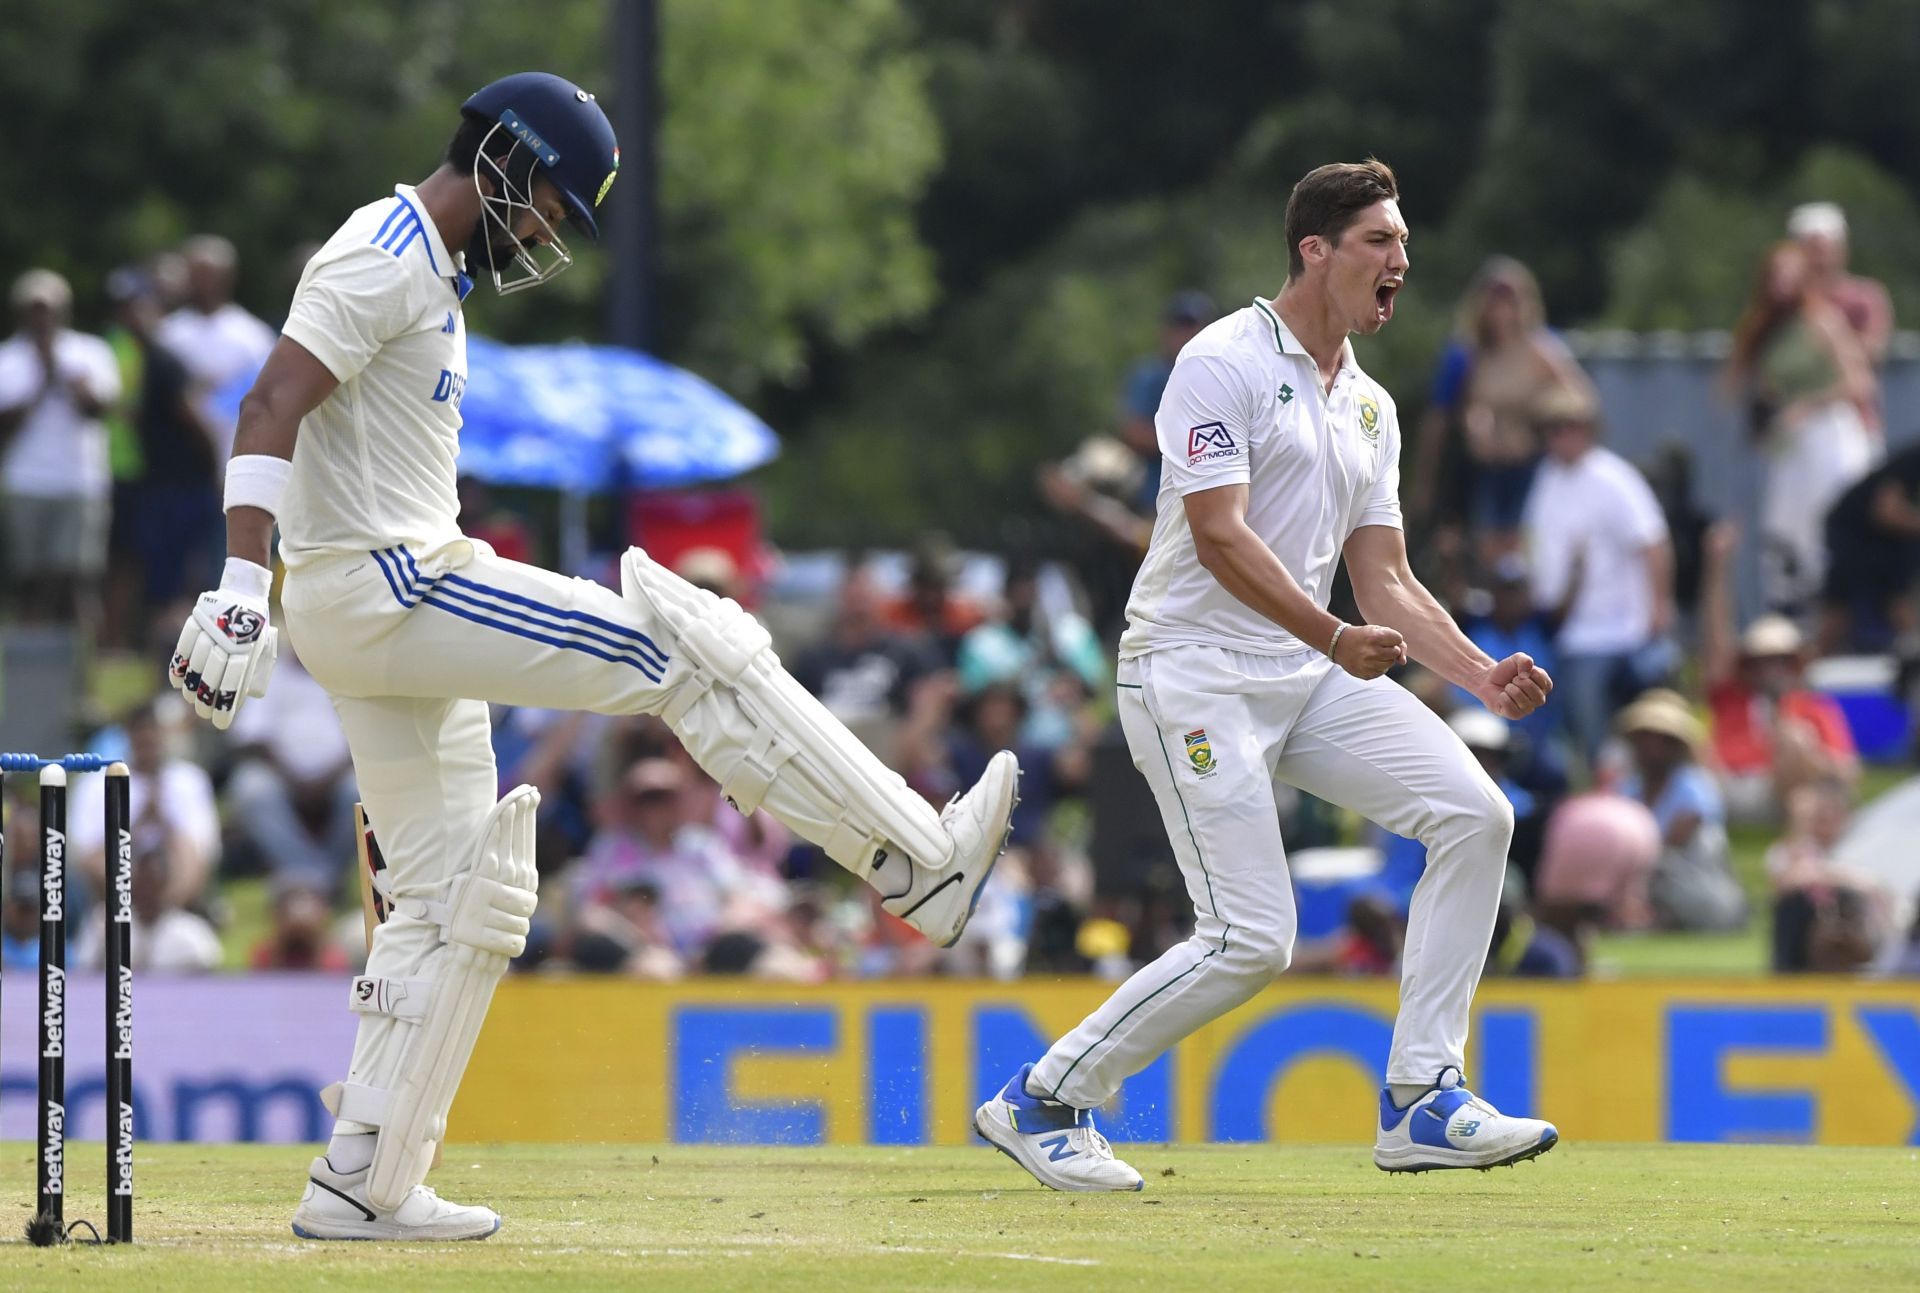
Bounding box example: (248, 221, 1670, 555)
(1373, 1067, 1559, 1172)
(974, 1063, 1145, 1192)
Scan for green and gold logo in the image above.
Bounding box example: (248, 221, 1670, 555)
(1358, 394, 1381, 441)
(596, 146, 621, 207)
(1184, 729, 1218, 778)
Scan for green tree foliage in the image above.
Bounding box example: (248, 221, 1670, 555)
(0, 0, 939, 391)
(10, 1, 1920, 548)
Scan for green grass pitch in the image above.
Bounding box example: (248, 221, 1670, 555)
(1, 1142, 1915, 1291)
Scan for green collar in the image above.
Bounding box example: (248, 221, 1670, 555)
(1254, 297, 1305, 355)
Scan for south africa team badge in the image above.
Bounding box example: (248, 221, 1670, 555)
(1358, 394, 1381, 441)
(1184, 729, 1218, 778)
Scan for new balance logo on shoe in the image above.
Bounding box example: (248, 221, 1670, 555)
(1450, 1120, 1481, 1139)
(1038, 1134, 1078, 1162)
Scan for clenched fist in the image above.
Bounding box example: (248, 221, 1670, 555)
(1472, 652, 1553, 720)
(1331, 623, 1408, 680)
(169, 558, 280, 730)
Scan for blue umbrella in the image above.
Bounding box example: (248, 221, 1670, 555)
(459, 338, 780, 491)
(214, 337, 780, 492)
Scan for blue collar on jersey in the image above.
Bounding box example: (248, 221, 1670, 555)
(453, 271, 474, 302)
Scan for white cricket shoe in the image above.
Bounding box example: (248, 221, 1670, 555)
(883, 749, 1019, 947)
(974, 1063, 1144, 1192)
(1373, 1067, 1559, 1172)
(291, 1155, 501, 1241)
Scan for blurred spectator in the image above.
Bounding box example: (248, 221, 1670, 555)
(74, 842, 222, 973)
(1767, 776, 1886, 973)
(0, 268, 122, 625)
(1533, 790, 1661, 935)
(1788, 202, 1893, 366)
(791, 561, 936, 753)
(664, 734, 793, 882)
(100, 267, 222, 648)
(249, 877, 352, 971)
(1294, 894, 1404, 976)
(1521, 385, 1676, 765)
(73, 699, 220, 912)
(1, 799, 38, 970)
(881, 534, 984, 664)
(1040, 290, 1216, 637)
(1615, 690, 1747, 932)
(155, 234, 275, 464)
(1643, 443, 1716, 629)
(957, 553, 1105, 749)
(225, 644, 360, 892)
(897, 675, 1092, 852)
(1485, 897, 1583, 978)
(1725, 240, 1877, 613)
(1700, 520, 1859, 824)
(1410, 257, 1593, 559)
(457, 475, 533, 564)
(1453, 553, 1568, 794)
(568, 758, 783, 962)
(1375, 707, 1546, 910)
(1819, 440, 1920, 651)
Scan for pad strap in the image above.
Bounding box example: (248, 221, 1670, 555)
(348, 975, 434, 1021)
(322, 1080, 392, 1127)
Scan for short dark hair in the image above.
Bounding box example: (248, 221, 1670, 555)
(1283, 159, 1399, 279)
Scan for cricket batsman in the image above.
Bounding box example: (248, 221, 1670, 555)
(973, 160, 1558, 1189)
(166, 71, 1018, 1240)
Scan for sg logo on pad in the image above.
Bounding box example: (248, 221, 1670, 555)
(1187, 422, 1237, 466)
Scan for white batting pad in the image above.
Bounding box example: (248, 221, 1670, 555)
(621, 547, 951, 872)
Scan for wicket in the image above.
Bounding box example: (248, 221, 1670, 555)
(1, 752, 133, 1246)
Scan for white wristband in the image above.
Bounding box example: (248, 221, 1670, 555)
(224, 453, 293, 518)
(219, 557, 273, 601)
(1327, 622, 1348, 661)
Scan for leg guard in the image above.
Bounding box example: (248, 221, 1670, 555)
(621, 548, 951, 871)
(320, 785, 539, 1212)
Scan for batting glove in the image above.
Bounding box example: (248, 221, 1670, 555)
(170, 558, 280, 731)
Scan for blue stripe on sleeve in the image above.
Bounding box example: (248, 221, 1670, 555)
(368, 203, 405, 247)
(392, 193, 441, 274)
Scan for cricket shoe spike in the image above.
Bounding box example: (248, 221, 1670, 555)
(881, 749, 1019, 948)
(1373, 1066, 1559, 1172)
(974, 1062, 1144, 1192)
(291, 1155, 501, 1241)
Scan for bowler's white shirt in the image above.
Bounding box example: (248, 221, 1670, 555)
(278, 184, 470, 568)
(1121, 298, 1404, 658)
(1523, 446, 1668, 654)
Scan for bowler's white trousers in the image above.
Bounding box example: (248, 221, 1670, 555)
(1029, 644, 1513, 1108)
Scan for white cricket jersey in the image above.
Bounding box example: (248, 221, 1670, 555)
(1120, 298, 1404, 658)
(277, 184, 471, 568)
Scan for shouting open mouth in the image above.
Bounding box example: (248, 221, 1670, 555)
(1375, 276, 1403, 324)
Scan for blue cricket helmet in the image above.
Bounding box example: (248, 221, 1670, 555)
(462, 72, 619, 241)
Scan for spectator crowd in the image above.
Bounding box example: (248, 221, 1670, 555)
(4, 201, 1920, 983)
